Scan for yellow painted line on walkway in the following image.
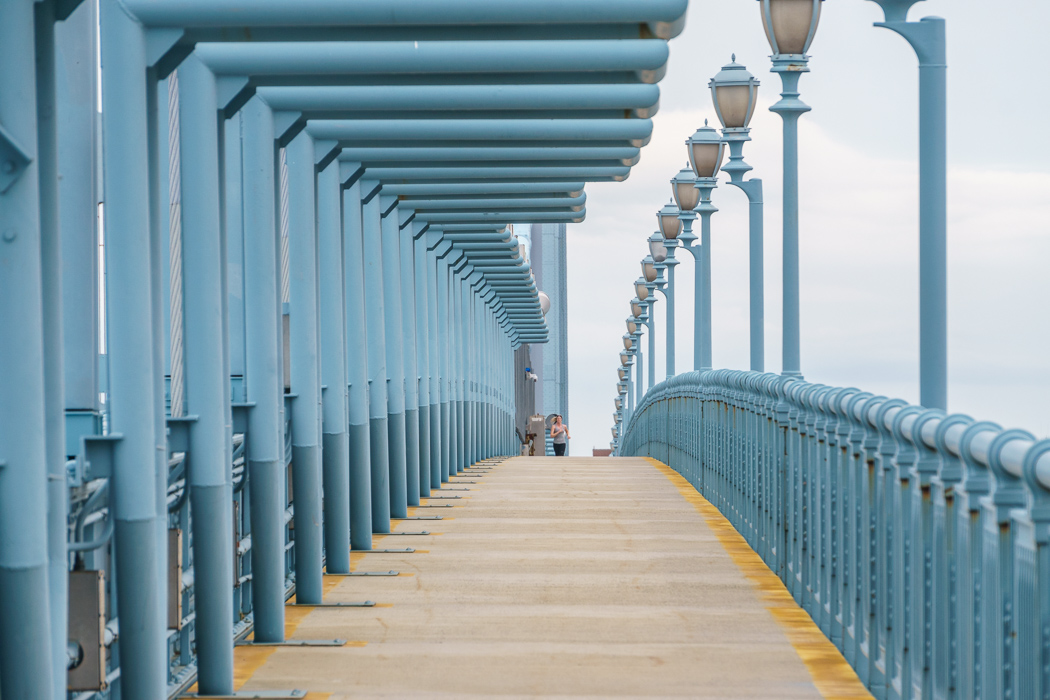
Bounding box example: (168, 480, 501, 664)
(224, 576, 361, 698)
(646, 458, 873, 700)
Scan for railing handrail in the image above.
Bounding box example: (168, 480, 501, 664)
(623, 369, 1050, 497)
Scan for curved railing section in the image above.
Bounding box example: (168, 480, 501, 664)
(619, 369, 1050, 700)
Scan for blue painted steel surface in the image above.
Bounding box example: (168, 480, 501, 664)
(871, 1, 948, 411)
(621, 370, 1050, 700)
(178, 53, 236, 694)
(2, 0, 688, 692)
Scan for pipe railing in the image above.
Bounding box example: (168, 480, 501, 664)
(620, 369, 1050, 700)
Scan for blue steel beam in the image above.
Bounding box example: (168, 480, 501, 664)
(123, 0, 688, 38)
(314, 119, 652, 145)
(256, 83, 660, 118)
(195, 40, 667, 82)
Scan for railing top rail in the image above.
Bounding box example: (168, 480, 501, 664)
(623, 369, 1050, 495)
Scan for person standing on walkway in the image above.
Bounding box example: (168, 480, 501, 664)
(551, 415, 570, 456)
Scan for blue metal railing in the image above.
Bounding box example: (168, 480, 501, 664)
(620, 369, 1050, 700)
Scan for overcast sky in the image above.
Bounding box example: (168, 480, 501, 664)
(564, 0, 1050, 453)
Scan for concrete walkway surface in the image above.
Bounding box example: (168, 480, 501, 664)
(233, 456, 872, 699)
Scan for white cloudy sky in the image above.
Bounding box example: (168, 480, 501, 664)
(564, 0, 1050, 453)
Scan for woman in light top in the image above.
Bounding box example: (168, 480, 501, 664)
(551, 415, 570, 457)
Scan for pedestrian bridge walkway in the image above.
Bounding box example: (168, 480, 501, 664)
(229, 457, 871, 699)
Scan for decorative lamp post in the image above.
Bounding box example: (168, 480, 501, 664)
(685, 120, 725, 371)
(626, 319, 637, 335)
(618, 367, 627, 381)
(711, 56, 765, 372)
(631, 300, 644, 319)
(760, 0, 822, 378)
(670, 165, 707, 371)
(869, 0, 947, 410)
(622, 334, 633, 351)
(619, 352, 630, 367)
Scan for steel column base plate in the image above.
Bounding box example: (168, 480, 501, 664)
(352, 548, 416, 553)
(235, 639, 347, 647)
(287, 601, 375, 607)
(325, 570, 400, 576)
(182, 691, 306, 699)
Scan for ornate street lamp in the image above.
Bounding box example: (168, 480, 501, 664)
(711, 56, 764, 372)
(868, 0, 948, 410)
(634, 278, 649, 301)
(626, 319, 637, 335)
(631, 300, 644, 319)
(619, 352, 629, 367)
(642, 258, 658, 284)
(684, 121, 724, 372)
(622, 334, 633, 351)
(618, 367, 627, 381)
(761, 0, 823, 379)
(648, 238, 668, 264)
(657, 201, 682, 241)
(537, 291, 551, 315)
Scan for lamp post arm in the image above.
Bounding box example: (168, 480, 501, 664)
(726, 178, 765, 372)
(874, 13, 948, 411)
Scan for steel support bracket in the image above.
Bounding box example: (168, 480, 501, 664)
(167, 415, 200, 454)
(0, 122, 32, 194)
(231, 402, 255, 435)
(80, 434, 123, 481)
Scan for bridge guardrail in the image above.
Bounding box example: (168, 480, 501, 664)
(620, 369, 1050, 700)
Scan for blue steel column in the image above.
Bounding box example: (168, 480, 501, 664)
(178, 54, 235, 694)
(0, 1, 55, 694)
(343, 180, 373, 549)
(423, 232, 442, 488)
(412, 226, 434, 495)
(147, 64, 171, 670)
(433, 241, 452, 483)
(97, 0, 166, 692)
(240, 95, 286, 641)
(454, 275, 467, 471)
(285, 131, 325, 602)
(362, 185, 392, 532)
(380, 200, 410, 516)
(872, 4, 948, 410)
(35, 3, 72, 692)
(397, 213, 422, 504)
(318, 160, 351, 573)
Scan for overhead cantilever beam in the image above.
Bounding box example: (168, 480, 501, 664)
(122, 0, 689, 39)
(255, 84, 660, 119)
(195, 40, 669, 84)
